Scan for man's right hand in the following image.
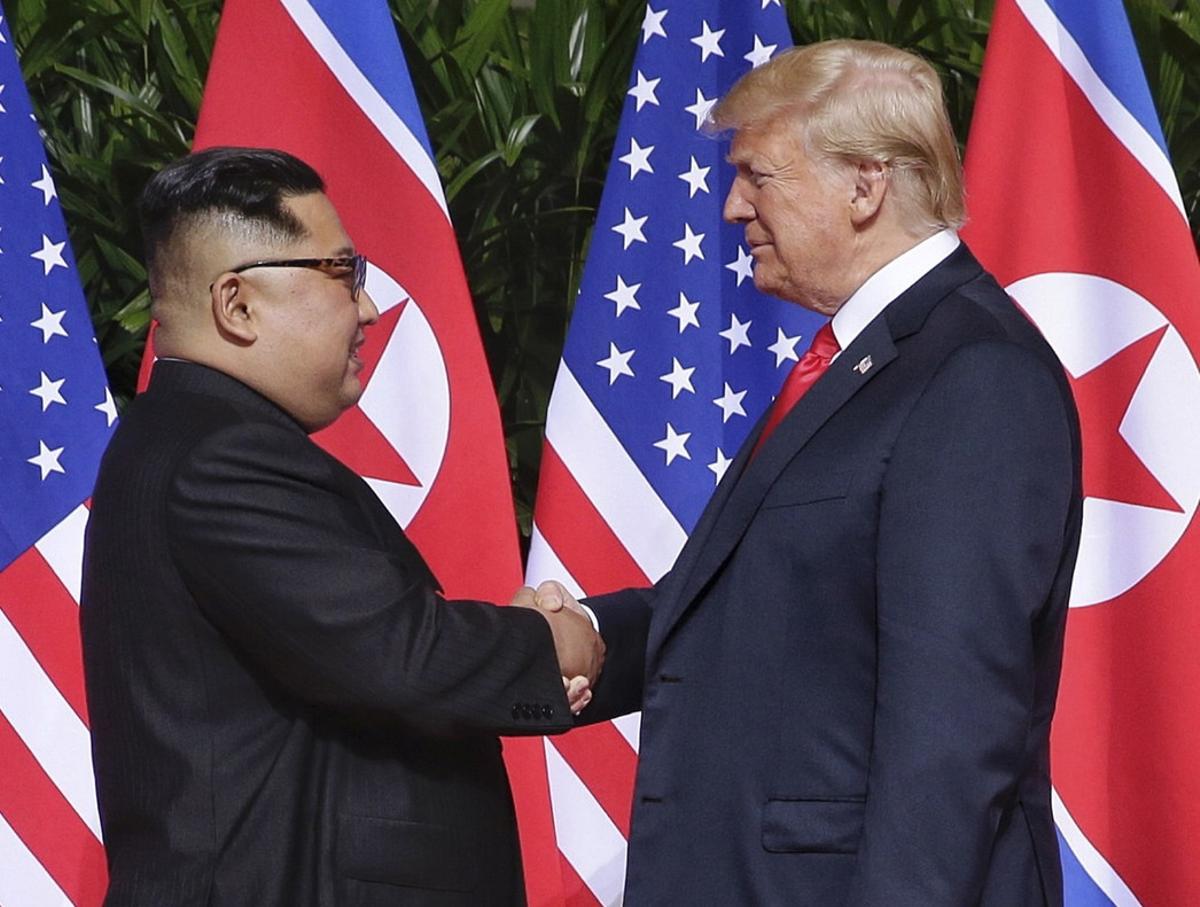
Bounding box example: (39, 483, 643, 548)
(540, 602, 604, 689)
(512, 583, 604, 698)
(529, 580, 587, 620)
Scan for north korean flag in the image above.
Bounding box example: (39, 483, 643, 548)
(962, 1, 1200, 903)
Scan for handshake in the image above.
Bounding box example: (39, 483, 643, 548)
(512, 581, 602, 716)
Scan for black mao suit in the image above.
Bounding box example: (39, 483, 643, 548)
(585, 245, 1083, 906)
(81, 361, 569, 906)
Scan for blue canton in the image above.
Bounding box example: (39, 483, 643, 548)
(563, 0, 825, 531)
(0, 15, 115, 569)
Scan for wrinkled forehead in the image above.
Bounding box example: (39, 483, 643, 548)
(727, 115, 812, 166)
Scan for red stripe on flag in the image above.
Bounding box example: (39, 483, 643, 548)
(0, 710, 107, 905)
(963, 4, 1200, 340)
(549, 725, 637, 838)
(560, 851, 604, 907)
(501, 737, 565, 907)
(0, 548, 90, 726)
(536, 444, 651, 594)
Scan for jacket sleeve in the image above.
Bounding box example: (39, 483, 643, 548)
(578, 586, 656, 723)
(165, 420, 571, 738)
(845, 340, 1078, 905)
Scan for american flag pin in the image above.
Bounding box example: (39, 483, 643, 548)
(853, 355, 873, 375)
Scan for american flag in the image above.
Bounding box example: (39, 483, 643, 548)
(962, 0, 1200, 903)
(525, 2, 824, 902)
(0, 9, 113, 905)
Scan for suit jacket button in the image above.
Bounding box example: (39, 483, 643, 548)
(521, 705, 534, 719)
(542, 704, 554, 719)
(512, 704, 522, 719)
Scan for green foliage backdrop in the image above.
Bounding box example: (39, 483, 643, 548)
(8, 0, 1199, 532)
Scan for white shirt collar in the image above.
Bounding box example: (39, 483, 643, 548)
(829, 229, 960, 354)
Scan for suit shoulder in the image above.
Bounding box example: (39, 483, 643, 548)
(92, 387, 326, 515)
(921, 273, 1066, 376)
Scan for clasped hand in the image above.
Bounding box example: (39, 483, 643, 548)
(512, 581, 602, 715)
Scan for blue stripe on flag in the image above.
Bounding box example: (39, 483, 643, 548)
(1058, 829, 1120, 907)
(1045, 0, 1168, 156)
(307, 0, 435, 158)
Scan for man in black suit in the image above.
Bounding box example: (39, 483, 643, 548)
(80, 147, 602, 906)
(530, 40, 1083, 905)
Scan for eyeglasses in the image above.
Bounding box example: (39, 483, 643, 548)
(218, 255, 368, 300)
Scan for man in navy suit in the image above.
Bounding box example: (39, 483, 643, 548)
(530, 40, 1082, 905)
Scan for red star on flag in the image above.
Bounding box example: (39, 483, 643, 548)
(1066, 325, 1181, 512)
(312, 301, 419, 485)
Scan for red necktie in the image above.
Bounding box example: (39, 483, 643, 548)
(752, 322, 840, 457)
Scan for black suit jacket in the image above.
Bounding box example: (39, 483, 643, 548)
(586, 245, 1083, 906)
(81, 361, 569, 906)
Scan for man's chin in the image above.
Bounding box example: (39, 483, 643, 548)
(752, 271, 782, 299)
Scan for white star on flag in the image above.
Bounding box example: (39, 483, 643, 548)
(641, 5, 668, 43)
(725, 246, 754, 285)
(619, 137, 655, 179)
(0, 17, 7, 43)
(691, 20, 726, 62)
(684, 88, 717, 130)
(762, 0, 782, 7)
(0, 156, 6, 185)
(31, 302, 69, 342)
(628, 71, 661, 112)
(653, 423, 692, 464)
(677, 156, 711, 197)
(597, 342, 636, 384)
(708, 448, 733, 483)
(28, 440, 66, 480)
(719, 312, 753, 353)
(95, 387, 118, 427)
(32, 164, 57, 205)
(660, 357, 697, 398)
(30, 371, 67, 411)
(667, 291, 701, 333)
(0, 84, 7, 113)
(604, 275, 642, 316)
(32, 234, 68, 275)
(745, 36, 778, 68)
(713, 383, 748, 422)
(673, 223, 706, 264)
(612, 207, 649, 249)
(768, 327, 803, 366)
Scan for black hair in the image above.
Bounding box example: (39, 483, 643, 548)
(139, 146, 326, 280)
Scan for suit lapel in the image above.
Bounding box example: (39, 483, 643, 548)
(648, 245, 986, 651)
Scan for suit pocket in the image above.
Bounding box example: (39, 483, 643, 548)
(761, 798, 865, 854)
(337, 813, 478, 892)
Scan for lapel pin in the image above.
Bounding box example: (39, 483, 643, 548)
(853, 355, 873, 375)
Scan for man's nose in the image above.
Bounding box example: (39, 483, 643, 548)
(723, 181, 753, 223)
(358, 289, 380, 325)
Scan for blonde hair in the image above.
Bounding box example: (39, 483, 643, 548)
(712, 40, 965, 232)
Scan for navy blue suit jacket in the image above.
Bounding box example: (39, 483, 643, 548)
(585, 245, 1083, 906)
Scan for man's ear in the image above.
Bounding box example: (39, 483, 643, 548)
(849, 159, 888, 226)
(209, 273, 257, 345)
